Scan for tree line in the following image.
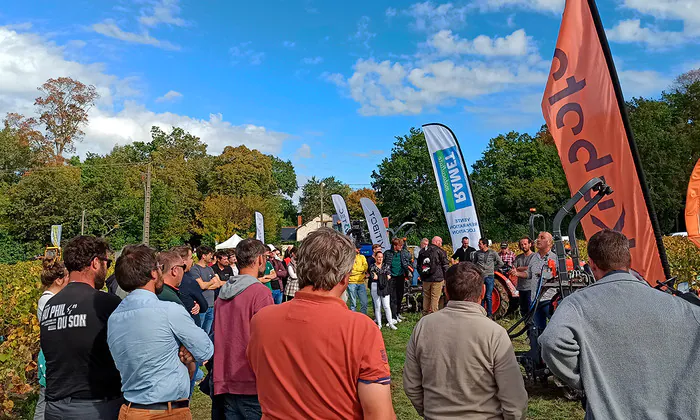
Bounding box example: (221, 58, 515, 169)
(2, 69, 698, 262)
(372, 69, 700, 243)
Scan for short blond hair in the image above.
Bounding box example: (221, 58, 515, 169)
(297, 228, 355, 291)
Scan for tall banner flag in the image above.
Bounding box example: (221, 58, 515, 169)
(50, 225, 62, 248)
(541, 0, 670, 283)
(423, 123, 482, 251)
(332, 194, 352, 235)
(255, 212, 265, 244)
(360, 198, 390, 251)
(686, 159, 700, 249)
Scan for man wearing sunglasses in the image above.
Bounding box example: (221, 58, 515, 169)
(40, 235, 124, 419)
(108, 245, 213, 419)
(157, 251, 188, 308)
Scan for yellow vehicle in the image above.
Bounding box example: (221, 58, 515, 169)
(43, 246, 62, 261)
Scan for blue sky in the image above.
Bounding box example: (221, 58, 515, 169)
(1, 0, 698, 193)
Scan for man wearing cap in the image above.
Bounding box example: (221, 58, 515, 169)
(498, 242, 516, 269)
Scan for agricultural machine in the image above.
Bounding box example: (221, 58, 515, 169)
(509, 177, 610, 386)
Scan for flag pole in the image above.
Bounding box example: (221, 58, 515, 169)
(586, 0, 671, 279)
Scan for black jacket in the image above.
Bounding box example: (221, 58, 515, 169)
(179, 271, 209, 326)
(452, 246, 476, 263)
(421, 244, 450, 282)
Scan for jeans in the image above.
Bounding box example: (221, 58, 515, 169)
(535, 300, 552, 331)
(271, 289, 283, 305)
(370, 283, 392, 325)
(45, 396, 124, 420)
(33, 386, 46, 420)
(200, 306, 214, 335)
(483, 276, 495, 316)
(519, 290, 532, 318)
(347, 283, 368, 314)
(212, 394, 262, 420)
(412, 261, 419, 286)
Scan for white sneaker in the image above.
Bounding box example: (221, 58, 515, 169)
(394, 317, 402, 323)
(376, 322, 382, 329)
(388, 322, 398, 330)
(397, 315, 404, 322)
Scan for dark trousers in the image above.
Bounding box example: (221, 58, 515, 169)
(390, 276, 404, 318)
(519, 290, 532, 318)
(45, 396, 124, 420)
(212, 394, 262, 420)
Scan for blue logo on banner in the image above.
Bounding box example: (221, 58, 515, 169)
(433, 146, 472, 212)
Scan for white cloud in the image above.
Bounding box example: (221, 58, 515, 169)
(622, 0, 700, 35)
(85, 104, 290, 155)
(403, 2, 468, 32)
(428, 29, 532, 56)
(155, 90, 183, 103)
(607, 19, 686, 48)
(0, 27, 291, 157)
(352, 150, 385, 158)
(92, 20, 181, 50)
(618, 70, 672, 98)
(302, 56, 324, 65)
(321, 72, 347, 87)
(139, 0, 187, 27)
(283, 40, 296, 48)
(386, 8, 397, 17)
(330, 58, 546, 116)
(352, 16, 375, 49)
(295, 143, 313, 159)
(92, 0, 185, 49)
(472, 0, 564, 14)
(230, 42, 265, 65)
(5, 22, 33, 31)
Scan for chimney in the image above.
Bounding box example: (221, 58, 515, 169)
(297, 215, 303, 227)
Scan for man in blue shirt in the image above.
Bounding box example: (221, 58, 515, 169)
(108, 244, 214, 419)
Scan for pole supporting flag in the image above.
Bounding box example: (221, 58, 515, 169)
(541, 0, 670, 283)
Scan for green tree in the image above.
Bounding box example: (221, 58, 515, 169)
(4, 166, 84, 246)
(209, 145, 276, 198)
(470, 129, 570, 240)
(269, 156, 298, 197)
(299, 176, 351, 223)
(279, 198, 298, 227)
(371, 128, 448, 241)
(347, 188, 376, 220)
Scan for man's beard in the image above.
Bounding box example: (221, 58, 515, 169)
(258, 264, 266, 278)
(94, 265, 107, 290)
(155, 274, 164, 295)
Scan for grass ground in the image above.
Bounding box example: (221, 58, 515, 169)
(190, 308, 585, 420)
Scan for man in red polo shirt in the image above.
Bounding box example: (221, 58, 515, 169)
(247, 228, 394, 419)
(212, 238, 273, 420)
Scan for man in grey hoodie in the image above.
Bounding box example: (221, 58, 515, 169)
(212, 239, 273, 420)
(473, 238, 504, 318)
(540, 229, 700, 420)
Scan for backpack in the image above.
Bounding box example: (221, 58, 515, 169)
(419, 247, 439, 278)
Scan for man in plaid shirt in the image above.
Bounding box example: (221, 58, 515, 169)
(498, 242, 516, 269)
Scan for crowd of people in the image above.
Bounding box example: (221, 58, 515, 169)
(32, 226, 700, 420)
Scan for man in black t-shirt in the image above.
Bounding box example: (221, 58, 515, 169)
(39, 236, 124, 419)
(451, 236, 476, 264)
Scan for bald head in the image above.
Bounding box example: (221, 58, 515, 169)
(431, 236, 442, 247)
(536, 231, 553, 255)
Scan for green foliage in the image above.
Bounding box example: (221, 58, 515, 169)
(0, 261, 42, 417)
(299, 176, 351, 223)
(347, 188, 376, 220)
(269, 156, 298, 197)
(470, 129, 570, 241)
(371, 128, 449, 241)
